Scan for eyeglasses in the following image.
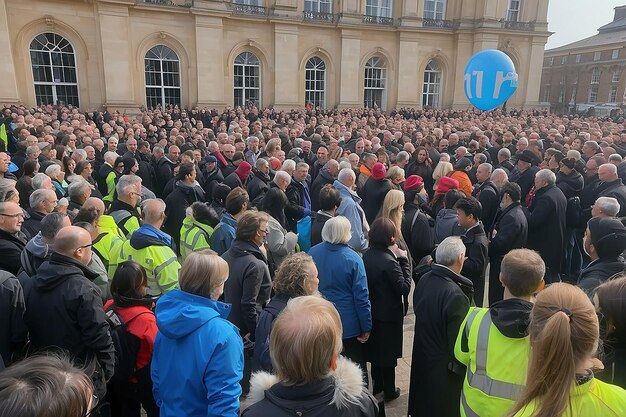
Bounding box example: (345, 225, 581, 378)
(76, 243, 93, 251)
(0, 212, 24, 219)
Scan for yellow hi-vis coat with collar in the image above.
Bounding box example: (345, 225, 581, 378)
(92, 214, 126, 272)
(454, 306, 530, 417)
(109, 235, 180, 296)
(179, 216, 213, 262)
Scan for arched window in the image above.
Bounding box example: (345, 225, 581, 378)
(30, 33, 79, 106)
(364, 56, 386, 109)
(305, 57, 326, 108)
(234, 52, 261, 107)
(145, 45, 181, 109)
(423, 61, 442, 108)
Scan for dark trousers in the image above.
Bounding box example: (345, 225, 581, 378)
(488, 257, 504, 306)
(342, 337, 368, 386)
(371, 365, 396, 397)
(106, 368, 159, 417)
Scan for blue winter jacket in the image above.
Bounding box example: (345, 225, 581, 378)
(152, 289, 244, 417)
(309, 242, 372, 339)
(333, 180, 368, 252)
(210, 213, 237, 255)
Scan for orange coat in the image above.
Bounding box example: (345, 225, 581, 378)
(449, 170, 473, 197)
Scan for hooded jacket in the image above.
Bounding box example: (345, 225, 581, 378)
(434, 208, 465, 244)
(202, 165, 224, 203)
(152, 289, 244, 417)
(247, 169, 271, 207)
(577, 258, 626, 296)
(222, 239, 272, 340)
(211, 212, 238, 255)
(242, 356, 378, 417)
(334, 180, 368, 252)
(23, 253, 115, 394)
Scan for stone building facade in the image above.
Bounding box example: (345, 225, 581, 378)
(541, 5, 626, 115)
(0, 0, 549, 111)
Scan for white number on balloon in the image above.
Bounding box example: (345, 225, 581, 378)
(464, 71, 518, 99)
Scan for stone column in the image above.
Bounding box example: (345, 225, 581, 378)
(0, 0, 19, 103)
(396, 33, 420, 107)
(338, 29, 361, 108)
(523, 40, 548, 108)
(452, 33, 475, 108)
(273, 23, 300, 109)
(97, 2, 136, 107)
(195, 15, 225, 107)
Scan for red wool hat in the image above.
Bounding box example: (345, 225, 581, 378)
(435, 176, 459, 195)
(371, 162, 387, 180)
(235, 161, 252, 180)
(404, 175, 424, 191)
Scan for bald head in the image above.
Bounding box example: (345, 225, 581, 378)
(142, 198, 166, 226)
(82, 197, 106, 215)
(54, 226, 93, 265)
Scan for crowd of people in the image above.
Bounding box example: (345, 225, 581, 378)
(0, 102, 626, 417)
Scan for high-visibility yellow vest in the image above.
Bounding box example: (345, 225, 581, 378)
(103, 171, 117, 203)
(0, 124, 7, 149)
(454, 307, 530, 417)
(109, 209, 141, 239)
(110, 239, 180, 296)
(93, 215, 126, 272)
(179, 216, 213, 262)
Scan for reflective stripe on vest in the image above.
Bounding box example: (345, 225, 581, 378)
(463, 312, 525, 414)
(461, 389, 480, 417)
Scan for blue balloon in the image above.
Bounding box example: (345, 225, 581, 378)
(464, 49, 518, 111)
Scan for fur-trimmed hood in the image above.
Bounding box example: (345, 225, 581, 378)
(243, 356, 369, 414)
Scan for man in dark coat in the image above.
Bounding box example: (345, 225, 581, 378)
(455, 197, 489, 307)
(285, 162, 312, 233)
(23, 226, 115, 398)
(21, 189, 56, 240)
(596, 163, 626, 217)
(509, 150, 539, 206)
(222, 211, 272, 395)
(408, 236, 472, 417)
(526, 169, 567, 283)
(0, 201, 27, 275)
(247, 159, 271, 208)
(202, 155, 224, 203)
(223, 161, 252, 191)
(488, 182, 528, 304)
(362, 163, 392, 225)
(153, 146, 175, 198)
(0, 270, 27, 368)
(577, 217, 626, 296)
(472, 163, 499, 231)
(310, 159, 339, 212)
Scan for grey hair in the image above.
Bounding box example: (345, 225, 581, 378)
(26, 145, 39, 156)
(586, 140, 600, 152)
(321, 216, 352, 245)
(0, 179, 17, 202)
(435, 236, 466, 267)
(32, 173, 51, 190)
(273, 170, 292, 185)
(281, 159, 296, 172)
(595, 196, 620, 217)
(480, 163, 493, 173)
(256, 158, 269, 170)
(246, 136, 259, 144)
(536, 168, 556, 186)
(498, 148, 511, 159)
(68, 180, 91, 201)
(29, 188, 54, 208)
(296, 162, 309, 171)
(337, 167, 356, 185)
(338, 161, 352, 171)
(142, 198, 166, 224)
(609, 154, 623, 163)
(104, 151, 118, 164)
(567, 150, 581, 160)
(396, 151, 410, 163)
(115, 174, 142, 197)
(72, 149, 87, 160)
(153, 145, 164, 155)
(45, 164, 61, 177)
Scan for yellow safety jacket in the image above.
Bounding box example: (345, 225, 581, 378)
(179, 216, 213, 262)
(111, 238, 180, 296)
(109, 209, 141, 239)
(513, 377, 626, 417)
(0, 124, 7, 149)
(454, 307, 529, 417)
(103, 171, 117, 203)
(92, 214, 126, 272)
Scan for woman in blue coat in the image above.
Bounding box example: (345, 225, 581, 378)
(309, 216, 372, 380)
(151, 250, 244, 417)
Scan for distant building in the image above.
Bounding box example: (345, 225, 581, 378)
(542, 5, 626, 115)
(0, 0, 550, 112)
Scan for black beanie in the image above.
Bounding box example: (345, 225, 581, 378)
(588, 217, 626, 259)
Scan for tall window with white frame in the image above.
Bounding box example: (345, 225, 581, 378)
(609, 85, 618, 103)
(30, 33, 79, 106)
(589, 67, 600, 103)
(304, 0, 332, 13)
(424, 0, 446, 19)
(364, 57, 386, 109)
(506, 0, 521, 21)
(365, 0, 392, 17)
(305, 57, 326, 109)
(145, 45, 181, 109)
(423, 61, 442, 108)
(234, 52, 261, 107)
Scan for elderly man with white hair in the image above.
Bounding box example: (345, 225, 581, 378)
(597, 162, 626, 216)
(333, 168, 368, 252)
(526, 169, 567, 283)
(22, 189, 57, 239)
(592, 196, 620, 218)
(108, 175, 143, 238)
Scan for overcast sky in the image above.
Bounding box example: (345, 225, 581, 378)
(545, 0, 624, 50)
